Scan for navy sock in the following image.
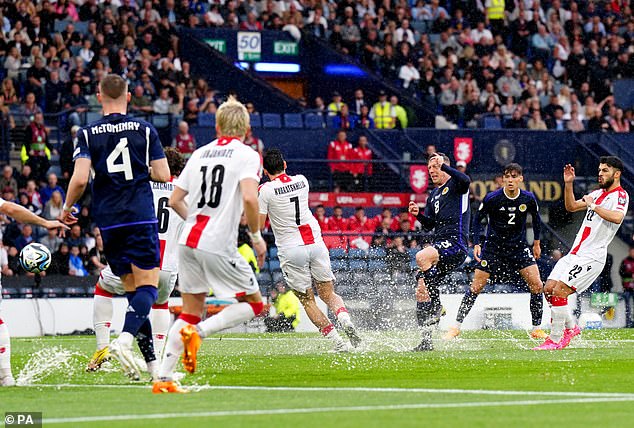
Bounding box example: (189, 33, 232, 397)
(456, 289, 479, 324)
(122, 285, 158, 337)
(530, 293, 544, 327)
(416, 301, 434, 327)
(136, 319, 156, 363)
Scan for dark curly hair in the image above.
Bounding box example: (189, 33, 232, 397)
(164, 147, 185, 177)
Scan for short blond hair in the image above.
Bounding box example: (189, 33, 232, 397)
(216, 96, 250, 137)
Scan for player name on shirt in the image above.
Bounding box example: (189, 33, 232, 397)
(274, 181, 306, 195)
(152, 182, 174, 191)
(201, 148, 234, 159)
(90, 122, 141, 135)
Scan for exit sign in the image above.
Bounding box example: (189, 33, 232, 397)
(274, 41, 298, 55)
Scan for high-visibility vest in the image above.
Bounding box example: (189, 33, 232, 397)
(371, 102, 395, 129)
(487, 0, 505, 20)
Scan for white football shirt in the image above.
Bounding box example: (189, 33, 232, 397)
(259, 173, 322, 249)
(175, 137, 261, 254)
(151, 180, 184, 272)
(570, 186, 629, 261)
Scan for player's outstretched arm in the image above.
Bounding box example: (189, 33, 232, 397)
(62, 157, 91, 224)
(149, 157, 171, 183)
(169, 185, 189, 220)
(581, 195, 625, 224)
(241, 178, 267, 268)
(0, 202, 69, 231)
(563, 164, 586, 212)
(409, 201, 436, 230)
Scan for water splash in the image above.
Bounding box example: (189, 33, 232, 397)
(16, 346, 80, 386)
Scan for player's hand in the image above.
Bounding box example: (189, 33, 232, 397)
(582, 194, 594, 207)
(253, 239, 267, 269)
(533, 241, 541, 260)
(408, 201, 419, 216)
(59, 206, 79, 225)
(428, 154, 443, 168)
(44, 220, 69, 231)
(473, 244, 482, 262)
(563, 164, 576, 183)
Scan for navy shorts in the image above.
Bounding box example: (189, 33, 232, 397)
(478, 243, 536, 274)
(431, 240, 467, 278)
(101, 222, 160, 277)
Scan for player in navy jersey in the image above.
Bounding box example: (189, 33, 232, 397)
(408, 153, 470, 351)
(62, 74, 171, 379)
(443, 163, 547, 340)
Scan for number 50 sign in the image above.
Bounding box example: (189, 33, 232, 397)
(238, 32, 261, 61)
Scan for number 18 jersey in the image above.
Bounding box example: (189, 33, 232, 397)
(175, 137, 261, 255)
(258, 173, 322, 249)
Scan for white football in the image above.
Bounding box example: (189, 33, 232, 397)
(19, 243, 52, 274)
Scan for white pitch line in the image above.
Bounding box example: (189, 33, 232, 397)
(42, 397, 634, 424)
(32, 383, 634, 398)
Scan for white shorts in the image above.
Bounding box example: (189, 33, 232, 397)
(97, 265, 177, 305)
(178, 245, 259, 298)
(278, 242, 335, 293)
(547, 253, 605, 293)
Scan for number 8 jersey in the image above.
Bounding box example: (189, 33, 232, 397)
(175, 137, 261, 254)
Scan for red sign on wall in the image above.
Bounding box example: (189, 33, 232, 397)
(409, 165, 429, 194)
(309, 192, 428, 208)
(454, 137, 473, 164)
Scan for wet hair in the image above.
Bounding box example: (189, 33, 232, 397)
(503, 163, 523, 176)
(262, 148, 285, 175)
(600, 156, 624, 172)
(164, 147, 185, 177)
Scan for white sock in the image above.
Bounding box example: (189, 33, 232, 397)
(158, 318, 187, 381)
(197, 302, 254, 338)
(564, 311, 575, 329)
(146, 360, 158, 379)
(93, 295, 113, 350)
(115, 332, 134, 348)
(0, 319, 11, 379)
(550, 306, 567, 343)
(150, 307, 170, 359)
(325, 328, 344, 344)
(336, 310, 353, 329)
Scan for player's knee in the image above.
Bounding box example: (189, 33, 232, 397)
(248, 301, 264, 316)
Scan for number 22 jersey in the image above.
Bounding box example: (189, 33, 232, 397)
(175, 137, 261, 254)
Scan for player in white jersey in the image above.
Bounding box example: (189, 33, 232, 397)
(259, 149, 361, 352)
(0, 199, 68, 387)
(534, 156, 629, 350)
(87, 148, 185, 378)
(153, 97, 266, 394)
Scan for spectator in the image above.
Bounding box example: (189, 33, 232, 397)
(50, 242, 70, 275)
(566, 103, 585, 132)
(398, 58, 420, 92)
(586, 107, 609, 132)
(505, 108, 526, 129)
(16, 165, 32, 192)
(59, 126, 79, 181)
(62, 83, 88, 128)
(327, 130, 353, 190)
(527, 109, 547, 130)
(129, 84, 153, 113)
(332, 104, 354, 130)
(370, 90, 396, 129)
(351, 89, 367, 116)
(65, 224, 85, 248)
(18, 192, 40, 216)
(174, 121, 196, 159)
(264, 281, 300, 332)
(313, 204, 328, 231)
(355, 105, 375, 129)
(20, 92, 43, 118)
(546, 106, 566, 131)
(244, 133, 264, 157)
(440, 77, 463, 124)
(152, 87, 172, 114)
(0, 166, 17, 196)
(608, 108, 630, 133)
(44, 71, 66, 113)
(327, 91, 346, 116)
(40, 227, 63, 254)
(68, 245, 88, 277)
(14, 224, 34, 252)
(23, 112, 51, 182)
(386, 236, 410, 273)
(26, 56, 48, 103)
(348, 206, 375, 249)
(88, 228, 107, 275)
(42, 190, 63, 221)
(39, 173, 65, 206)
(350, 135, 373, 190)
(620, 247, 634, 328)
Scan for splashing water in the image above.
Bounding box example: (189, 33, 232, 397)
(16, 346, 80, 386)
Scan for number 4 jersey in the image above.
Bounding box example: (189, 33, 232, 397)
(175, 137, 261, 254)
(74, 113, 165, 229)
(258, 173, 322, 249)
(152, 181, 184, 272)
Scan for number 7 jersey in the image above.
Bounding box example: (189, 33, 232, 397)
(174, 137, 261, 254)
(258, 173, 322, 249)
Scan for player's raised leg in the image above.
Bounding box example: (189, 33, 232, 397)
(444, 268, 490, 340)
(519, 264, 547, 339)
(315, 281, 361, 347)
(296, 287, 350, 352)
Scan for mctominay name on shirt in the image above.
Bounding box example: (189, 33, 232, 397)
(274, 181, 306, 195)
(90, 122, 141, 134)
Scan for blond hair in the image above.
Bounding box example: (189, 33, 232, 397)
(216, 96, 250, 137)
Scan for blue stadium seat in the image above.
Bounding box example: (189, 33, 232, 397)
(74, 21, 89, 34)
(368, 259, 386, 271)
(85, 111, 102, 125)
(54, 19, 73, 33)
(331, 259, 347, 270)
(325, 115, 335, 128)
(483, 116, 502, 129)
(197, 113, 216, 127)
(349, 259, 367, 270)
(304, 113, 324, 129)
(262, 113, 282, 128)
(283, 113, 303, 128)
(269, 259, 281, 271)
(269, 247, 278, 259)
(348, 248, 366, 259)
(250, 113, 262, 128)
(329, 248, 347, 259)
(151, 115, 170, 129)
(369, 248, 386, 259)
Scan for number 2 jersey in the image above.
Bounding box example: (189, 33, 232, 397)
(569, 186, 629, 262)
(74, 113, 165, 229)
(152, 181, 184, 272)
(258, 173, 322, 249)
(175, 137, 261, 254)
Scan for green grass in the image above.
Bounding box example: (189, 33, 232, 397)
(2, 330, 634, 427)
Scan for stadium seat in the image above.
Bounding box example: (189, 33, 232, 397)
(54, 19, 73, 33)
(250, 113, 262, 128)
(269, 247, 278, 259)
(349, 258, 367, 270)
(329, 248, 347, 259)
(368, 259, 386, 271)
(331, 258, 347, 270)
(151, 115, 170, 129)
(197, 113, 216, 127)
(304, 113, 324, 129)
(283, 113, 303, 128)
(348, 248, 366, 259)
(368, 248, 386, 259)
(325, 115, 335, 128)
(85, 111, 102, 124)
(262, 113, 282, 128)
(483, 116, 502, 129)
(269, 259, 281, 271)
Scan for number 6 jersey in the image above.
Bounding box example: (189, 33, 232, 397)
(152, 181, 184, 272)
(175, 137, 261, 254)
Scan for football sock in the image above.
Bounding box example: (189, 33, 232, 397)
(136, 319, 155, 363)
(550, 297, 568, 343)
(197, 302, 255, 338)
(530, 293, 544, 327)
(122, 286, 158, 337)
(416, 301, 433, 327)
(564, 310, 576, 329)
(456, 289, 479, 324)
(158, 317, 189, 381)
(321, 324, 344, 343)
(0, 318, 11, 378)
(335, 307, 353, 328)
(150, 302, 170, 359)
(93, 290, 113, 350)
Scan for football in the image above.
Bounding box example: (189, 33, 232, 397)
(19, 243, 52, 274)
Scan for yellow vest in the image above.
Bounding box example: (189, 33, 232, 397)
(372, 101, 395, 129)
(237, 243, 259, 274)
(327, 102, 344, 116)
(274, 290, 300, 328)
(487, 0, 505, 20)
